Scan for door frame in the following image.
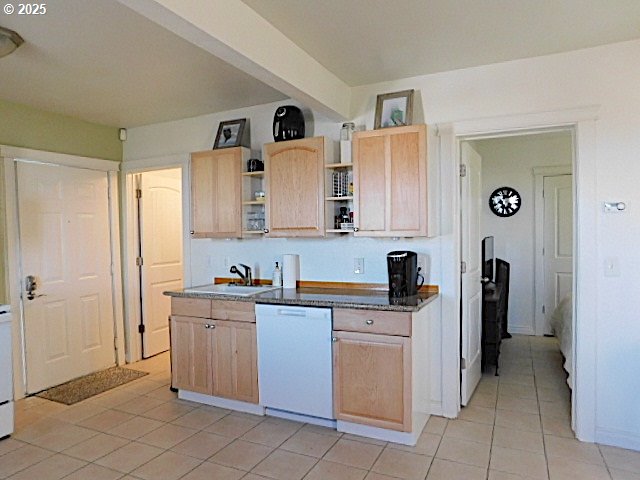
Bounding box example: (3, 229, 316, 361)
(1, 146, 124, 399)
(436, 106, 599, 443)
(533, 165, 573, 336)
(121, 154, 191, 363)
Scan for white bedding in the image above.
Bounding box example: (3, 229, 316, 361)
(550, 294, 573, 388)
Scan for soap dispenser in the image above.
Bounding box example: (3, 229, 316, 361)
(272, 262, 282, 287)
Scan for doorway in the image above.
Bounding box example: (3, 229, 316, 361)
(16, 161, 117, 393)
(135, 168, 183, 358)
(459, 130, 575, 418)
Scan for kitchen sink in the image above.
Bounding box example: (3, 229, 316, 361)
(182, 284, 280, 296)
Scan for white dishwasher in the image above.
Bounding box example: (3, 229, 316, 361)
(255, 304, 334, 425)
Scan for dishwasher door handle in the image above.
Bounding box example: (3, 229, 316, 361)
(276, 308, 308, 317)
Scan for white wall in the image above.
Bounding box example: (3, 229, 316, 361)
(126, 39, 640, 449)
(473, 133, 573, 335)
(124, 100, 441, 288)
(349, 39, 640, 449)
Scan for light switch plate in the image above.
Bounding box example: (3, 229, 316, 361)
(354, 257, 364, 274)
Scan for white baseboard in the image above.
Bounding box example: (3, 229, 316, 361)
(596, 427, 640, 451)
(265, 408, 336, 428)
(178, 390, 265, 416)
(430, 400, 443, 417)
(337, 412, 428, 446)
(508, 325, 535, 335)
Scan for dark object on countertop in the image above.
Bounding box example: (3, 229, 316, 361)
(273, 105, 305, 142)
(387, 251, 424, 299)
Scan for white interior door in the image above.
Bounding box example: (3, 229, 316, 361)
(543, 175, 573, 334)
(17, 162, 115, 393)
(460, 142, 483, 405)
(139, 169, 183, 358)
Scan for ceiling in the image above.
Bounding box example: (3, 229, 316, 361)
(1, 0, 639, 127)
(241, 0, 640, 86)
(0, 0, 287, 127)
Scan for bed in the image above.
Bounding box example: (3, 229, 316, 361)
(549, 293, 573, 388)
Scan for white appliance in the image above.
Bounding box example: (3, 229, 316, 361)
(255, 304, 334, 424)
(0, 306, 14, 438)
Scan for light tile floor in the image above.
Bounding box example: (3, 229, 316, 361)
(2, 336, 640, 479)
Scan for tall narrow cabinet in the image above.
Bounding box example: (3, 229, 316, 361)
(263, 137, 328, 237)
(190, 147, 250, 238)
(352, 125, 427, 237)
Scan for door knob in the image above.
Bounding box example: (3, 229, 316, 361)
(25, 275, 43, 300)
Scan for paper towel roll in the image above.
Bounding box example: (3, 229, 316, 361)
(282, 254, 299, 289)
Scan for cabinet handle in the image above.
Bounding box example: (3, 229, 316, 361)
(263, 228, 269, 234)
(190, 230, 195, 235)
(332, 337, 338, 343)
(353, 227, 359, 232)
(365, 319, 374, 325)
(204, 324, 216, 329)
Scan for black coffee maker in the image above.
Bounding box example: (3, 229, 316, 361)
(387, 251, 424, 299)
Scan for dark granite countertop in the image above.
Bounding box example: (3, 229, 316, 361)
(164, 285, 438, 312)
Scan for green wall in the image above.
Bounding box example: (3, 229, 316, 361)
(0, 99, 122, 161)
(0, 99, 122, 302)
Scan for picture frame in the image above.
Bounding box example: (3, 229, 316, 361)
(374, 89, 414, 129)
(213, 118, 247, 149)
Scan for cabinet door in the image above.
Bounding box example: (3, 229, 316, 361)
(389, 129, 427, 236)
(190, 149, 242, 238)
(212, 320, 259, 403)
(353, 125, 427, 237)
(333, 330, 411, 432)
(171, 315, 213, 394)
(264, 137, 325, 237)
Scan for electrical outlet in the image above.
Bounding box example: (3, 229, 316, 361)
(417, 254, 427, 274)
(354, 257, 365, 274)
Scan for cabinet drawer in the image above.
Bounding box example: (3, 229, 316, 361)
(211, 300, 255, 322)
(171, 297, 211, 318)
(333, 309, 411, 336)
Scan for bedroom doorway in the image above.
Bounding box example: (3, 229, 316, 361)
(459, 130, 576, 431)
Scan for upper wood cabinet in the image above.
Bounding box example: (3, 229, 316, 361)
(190, 147, 249, 238)
(352, 125, 427, 237)
(263, 137, 327, 237)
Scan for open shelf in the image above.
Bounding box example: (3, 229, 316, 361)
(325, 196, 353, 201)
(325, 163, 353, 169)
(242, 171, 264, 177)
(242, 230, 264, 235)
(242, 200, 266, 205)
(326, 229, 354, 233)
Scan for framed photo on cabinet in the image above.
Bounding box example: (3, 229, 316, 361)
(374, 89, 414, 129)
(213, 118, 248, 149)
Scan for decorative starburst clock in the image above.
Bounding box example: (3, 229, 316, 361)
(489, 187, 521, 217)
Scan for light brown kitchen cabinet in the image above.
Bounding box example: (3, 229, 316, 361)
(170, 298, 258, 404)
(212, 320, 259, 403)
(190, 147, 249, 238)
(263, 137, 327, 237)
(333, 309, 412, 432)
(333, 330, 411, 431)
(171, 314, 213, 395)
(352, 124, 427, 237)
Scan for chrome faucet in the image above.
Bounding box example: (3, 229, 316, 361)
(230, 264, 253, 286)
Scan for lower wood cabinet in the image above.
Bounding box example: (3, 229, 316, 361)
(212, 320, 259, 403)
(171, 315, 213, 395)
(333, 330, 411, 432)
(170, 299, 258, 404)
